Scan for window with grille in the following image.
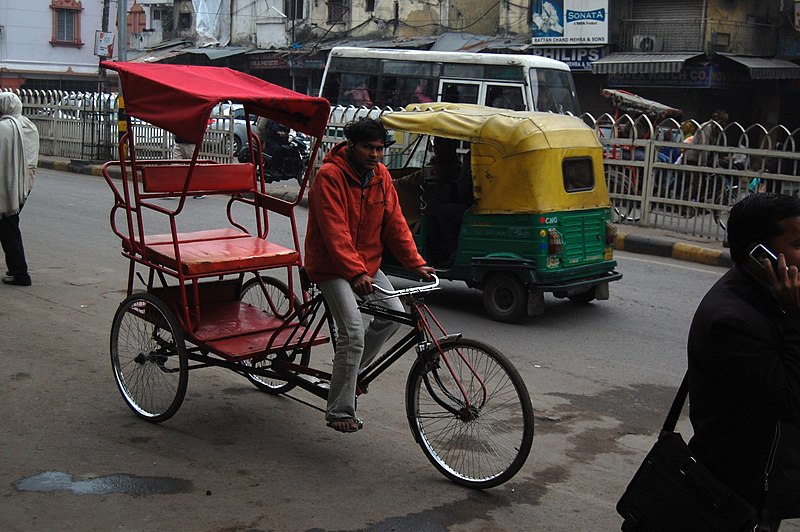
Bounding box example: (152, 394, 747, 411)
(328, 0, 347, 24)
(50, 0, 83, 47)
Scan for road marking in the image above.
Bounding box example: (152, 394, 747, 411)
(616, 252, 725, 275)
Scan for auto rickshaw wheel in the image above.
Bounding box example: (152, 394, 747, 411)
(482, 273, 527, 323)
(567, 287, 596, 304)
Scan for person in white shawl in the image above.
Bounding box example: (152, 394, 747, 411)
(0, 92, 39, 286)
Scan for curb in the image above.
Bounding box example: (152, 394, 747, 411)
(616, 232, 732, 268)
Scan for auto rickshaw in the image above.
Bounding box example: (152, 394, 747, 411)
(380, 103, 622, 322)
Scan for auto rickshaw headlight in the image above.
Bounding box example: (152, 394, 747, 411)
(548, 228, 563, 255)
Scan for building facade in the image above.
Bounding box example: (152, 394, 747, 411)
(3, 1, 800, 129)
(0, 0, 114, 91)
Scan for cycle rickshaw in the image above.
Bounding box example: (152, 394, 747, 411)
(100, 62, 533, 489)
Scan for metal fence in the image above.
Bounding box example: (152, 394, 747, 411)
(583, 112, 800, 242)
(12, 88, 800, 244)
(8, 89, 238, 163)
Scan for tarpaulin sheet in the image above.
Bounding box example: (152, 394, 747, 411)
(101, 61, 330, 145)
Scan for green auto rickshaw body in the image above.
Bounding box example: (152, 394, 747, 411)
(381, 103, 621, 321)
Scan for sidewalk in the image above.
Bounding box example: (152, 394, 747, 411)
(40, 156, 732, 269)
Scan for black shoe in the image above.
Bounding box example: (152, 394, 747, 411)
(3, 275, 31, 286)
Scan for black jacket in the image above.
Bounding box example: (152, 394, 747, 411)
(688, 265, 800, 520)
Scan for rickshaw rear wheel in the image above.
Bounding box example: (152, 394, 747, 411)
(110, 293, 188, 423)
(239, 275, 309, 394)
(405, 338, 534, 489)
(567, 287, 596, 304)
(482, 273, 527, 323)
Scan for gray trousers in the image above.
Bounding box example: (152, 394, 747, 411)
(318, 270, 404, 422)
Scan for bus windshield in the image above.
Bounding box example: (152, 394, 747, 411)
(320, 47, 580, 115)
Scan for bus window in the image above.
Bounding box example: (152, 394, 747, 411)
(487, 85, 525, 110)
(442, 63, 483, 79)
(340, 74, 377, 107)
(532, 69, 580, 114)
(321, 47, 580, 113)
(441, 82, 479, 104)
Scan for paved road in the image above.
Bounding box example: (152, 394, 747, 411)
(2, 168, 797, 531)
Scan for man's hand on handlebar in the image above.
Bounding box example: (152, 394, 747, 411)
(351, 273, 374, 296)
(414, 265, 435, 281)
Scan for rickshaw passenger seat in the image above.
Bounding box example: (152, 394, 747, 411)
(121, 228, 249, 252)
(130, 163, 302, 276)
(141, 163, 254, 194)
(146, 237, 300, 275)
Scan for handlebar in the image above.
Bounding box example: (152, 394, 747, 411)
(372, 274, 440, 297)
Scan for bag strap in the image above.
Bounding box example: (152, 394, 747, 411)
(662, 372, 689, 433)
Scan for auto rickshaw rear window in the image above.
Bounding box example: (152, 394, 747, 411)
(563, 157, 594, 192)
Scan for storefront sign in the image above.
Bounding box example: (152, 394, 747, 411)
(249, 58, 289, 69)
(530, 47, 602, 71)
(607, 64, 757, 90)
(288, 59, 325, 69)
(94, 30, 116, 58)
(531, 0, 608, 45)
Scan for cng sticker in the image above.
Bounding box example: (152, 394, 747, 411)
(545, 216, 558, 224)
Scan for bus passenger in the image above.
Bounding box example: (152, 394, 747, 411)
(343, 82, 373, 108)
(305, 118, 434, 433)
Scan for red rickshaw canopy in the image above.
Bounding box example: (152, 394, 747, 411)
(101, 61, 331, 145)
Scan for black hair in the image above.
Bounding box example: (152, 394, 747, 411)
(727, 193, 800, 264)
(343, 117, 388, 145)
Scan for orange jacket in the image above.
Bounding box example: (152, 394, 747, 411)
(304, 141, 425, 283)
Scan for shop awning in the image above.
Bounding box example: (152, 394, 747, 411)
(718, 54, 800, 79)
(592, 53, 703, 74)
(184, 46, 250, 60)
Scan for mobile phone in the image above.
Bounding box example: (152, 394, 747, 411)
(749, 243, 779, 270)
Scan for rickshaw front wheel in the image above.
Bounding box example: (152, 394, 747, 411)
(405, 338, 534, 489)
(482, 273, 527, 323)
(110, 293, 189, 423)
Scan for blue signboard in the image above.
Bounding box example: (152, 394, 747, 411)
(530, 47, 603, 71)
(532, 0, 608, 45)
(608, 64, 757, 89)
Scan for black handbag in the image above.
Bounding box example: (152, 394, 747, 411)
(616, 373, 759, 531)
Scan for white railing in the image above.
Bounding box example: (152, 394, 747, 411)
(582, 112, 800, 242)
(13, 88, 800, 243)
(7, 89, 238, 163)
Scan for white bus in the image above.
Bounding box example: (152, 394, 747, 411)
(319, 46, 580, 114)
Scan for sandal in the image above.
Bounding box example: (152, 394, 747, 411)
(326, 417, 363, 433)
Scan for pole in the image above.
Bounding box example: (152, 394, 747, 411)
(117, 0, 127, 61)
(98, 0, 111, 160)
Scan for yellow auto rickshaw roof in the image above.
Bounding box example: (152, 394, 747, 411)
(382, 103, 610, 214)
(381, 103, 601, 153)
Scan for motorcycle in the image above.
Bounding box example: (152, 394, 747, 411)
(237, 131, 311, 185)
